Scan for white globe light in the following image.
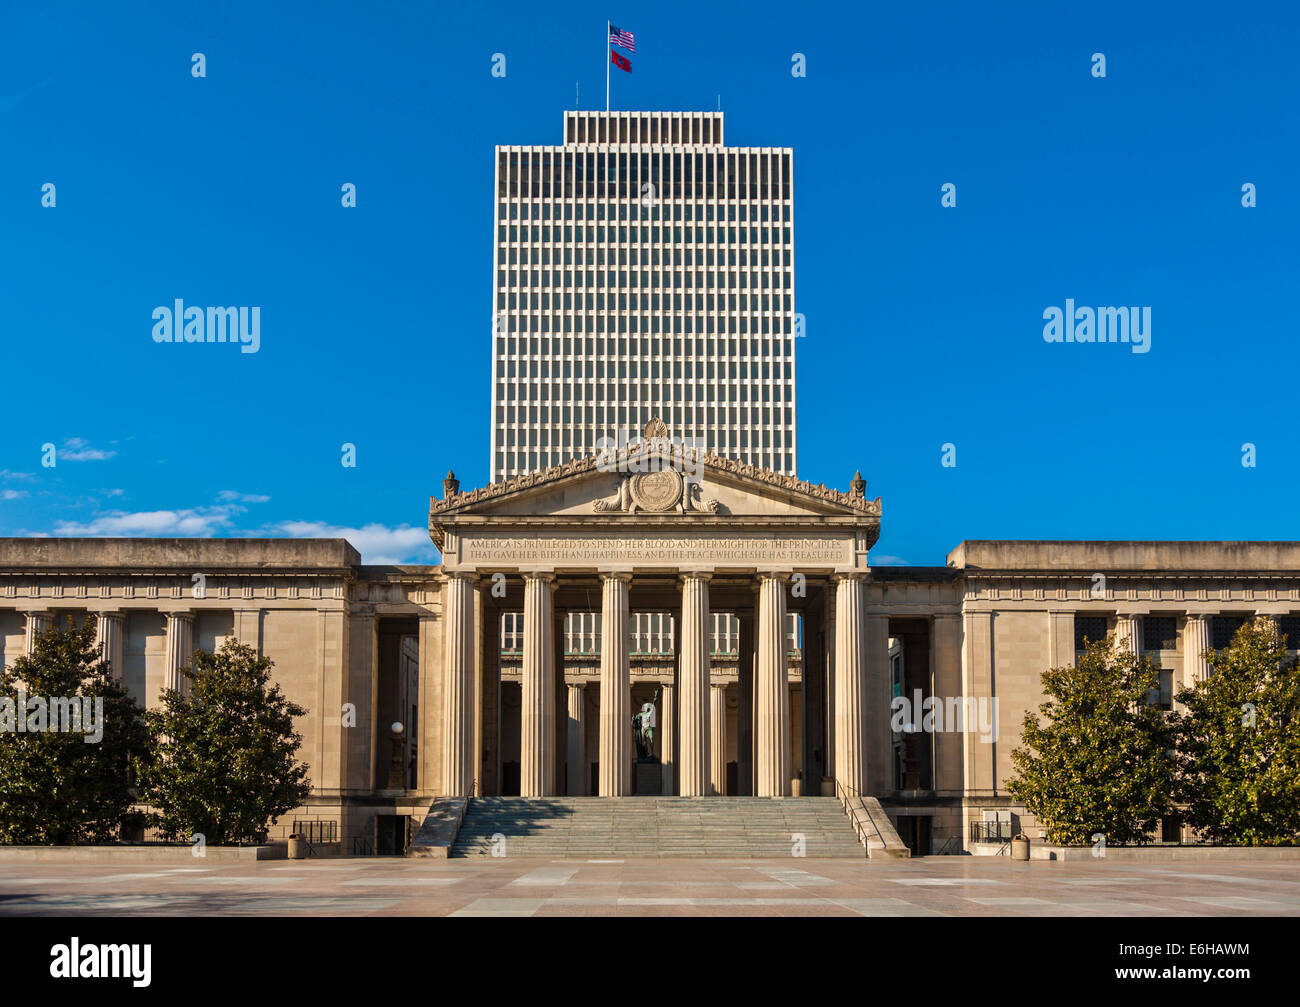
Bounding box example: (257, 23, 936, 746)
(391, 721, 404, 735)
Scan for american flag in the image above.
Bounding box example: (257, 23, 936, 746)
(609, 25, 635, 52)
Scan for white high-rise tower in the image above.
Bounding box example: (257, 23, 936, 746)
(490, 110, 796, 482)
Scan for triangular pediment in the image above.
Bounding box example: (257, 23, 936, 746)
(430, 441, 880, 548)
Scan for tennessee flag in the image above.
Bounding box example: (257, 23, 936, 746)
(611, 49, 631, 73)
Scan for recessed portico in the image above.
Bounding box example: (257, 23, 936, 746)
(429, 437, 881, 799)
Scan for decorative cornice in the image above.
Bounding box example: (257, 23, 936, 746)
(430, 442, 882, 518)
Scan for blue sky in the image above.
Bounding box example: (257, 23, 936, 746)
(2, 1, 1296, 564)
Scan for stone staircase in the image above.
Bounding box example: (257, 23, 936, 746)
(450, 796, 870, 858)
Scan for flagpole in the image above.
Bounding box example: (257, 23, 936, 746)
(605, 20, 610, 112)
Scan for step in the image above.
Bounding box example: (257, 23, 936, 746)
(450, 796, 871, 858)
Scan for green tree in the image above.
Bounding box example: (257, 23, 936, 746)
(1007, 635, 1174, 846)
(1170, 618, 1300, 846)
(137, 639, 311, 845)
(0, 617, 151, 845)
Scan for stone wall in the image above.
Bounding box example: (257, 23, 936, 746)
(4, 536, 1299, 855)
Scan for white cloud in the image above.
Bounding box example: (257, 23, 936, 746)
(869, 554, 909, 566)
(0, 470, 35, 479)
(1, 489, 29, 500)
(32, 488, 430, 565)
(60, 437, 116, 462)
(54, 506, 239, 537)
(277, 520, 437, 565)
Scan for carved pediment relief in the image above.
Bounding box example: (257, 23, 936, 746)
(430, 420, 881, 554)
(593, 469, 722, 514)
(433, 450, 879, 519)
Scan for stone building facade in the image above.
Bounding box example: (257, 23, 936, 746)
(2, 444, 1297, 854)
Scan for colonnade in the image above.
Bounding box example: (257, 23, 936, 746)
(441, 569, 874, 798)
(14, 609, 194, 695)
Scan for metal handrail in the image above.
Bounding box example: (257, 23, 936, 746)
(834, 779, 873, 857)
(969, 821, 1013, 844)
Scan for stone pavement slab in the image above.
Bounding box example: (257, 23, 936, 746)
(0, 855, 1296, 917)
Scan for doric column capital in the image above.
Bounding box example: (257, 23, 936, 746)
(678, 568, 713, 585)
(165, 610, 195, 624)
(598, 568, 634, 584)
(830, 571, 867, 584)
(520, 569, 556, 583)
(756, 569, 790, 584)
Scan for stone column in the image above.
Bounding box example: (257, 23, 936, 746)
(660, 682, 676, 795)
(833, 574, 867, 794)
(710, 681, 728, 795)
(931, 613, 963, 798)
(553, 606, 567, 796)
(755, 573, 790, 797)
(95, 611, 125, 681)
(737, 610, 754, 795)
(864, 613, 893, 797)
(477, 598, 500, 797)
(521, 572, 556, 797)
(1183, 615, 1211, 684)
(598, 571, 632, 796)
(566, 683, 587, 795)
(24, 611, 52, 656)
(442, 573, 477, 796)
(824, 587, 838, 788)
(1115, 614, 1140, 657)
(164, 612, 194, 695)
(801, 599, 826, 796)
(677, 571, 712, 797)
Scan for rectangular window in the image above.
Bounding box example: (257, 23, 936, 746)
(1272, 615, 1300, 650)
(1074, 616, 1108, 652)
(1211, 615, 1249, 650)
(1146, 668, 1174, 710)
(1142, 616, 1178, 652)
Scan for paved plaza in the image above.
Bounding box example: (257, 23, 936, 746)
(0, 856, 1295, 917)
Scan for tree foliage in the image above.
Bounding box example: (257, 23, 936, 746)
(137, 640, 311, 845)
(0, 617, 151, 845)
(1170, 618, 1300, 846)
(1008, 635, 1175, 846)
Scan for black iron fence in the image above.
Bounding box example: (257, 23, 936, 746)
(293, 820, 338, 845)
(969, 820, 1013, 844)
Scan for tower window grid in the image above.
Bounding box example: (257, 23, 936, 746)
(491, 111, 797, 483)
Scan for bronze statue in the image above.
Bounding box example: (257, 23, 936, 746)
(632, 687, 660, 762)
